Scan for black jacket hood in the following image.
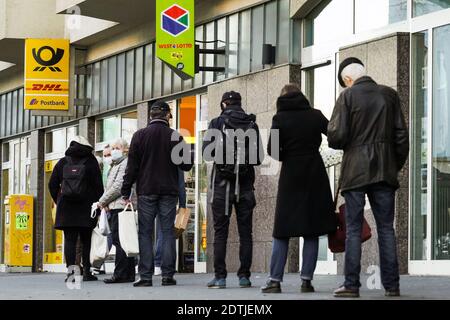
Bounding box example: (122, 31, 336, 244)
(277, 92, 311, 112)
(65, 142, 94, 158)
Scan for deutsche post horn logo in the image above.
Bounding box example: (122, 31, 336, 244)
(32, 46, 65, 72)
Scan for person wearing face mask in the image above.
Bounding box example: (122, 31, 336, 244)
(98, 138, 136, 284)
(102, 144, 113, 169)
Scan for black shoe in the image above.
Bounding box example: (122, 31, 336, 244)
(162, 277, 177, 286)
(93, 268, 106, 275)
(333, 285, 360, 298)
(385, 289, 400, 297)
(301, 280, 315, 293)
(133, 279, 153, 287)
(261, 280, 281, 293)
(82, 273, 98, 282)
(103, 276, 135, 284)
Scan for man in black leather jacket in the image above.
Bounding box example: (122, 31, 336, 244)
(328, 57, 409, 298)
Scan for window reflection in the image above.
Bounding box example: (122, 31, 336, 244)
(413, 0, 450, 17)
(355, 0, 407, 33)
(432, 24, 450, 260)
(411, 31, 429, 260)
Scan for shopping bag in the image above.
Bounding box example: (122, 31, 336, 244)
(319, 144, 343, 168)
(174, 207, 191, 238)
(90, 224, 109, 266)
(328, 189, 372, 253)
(119, 203, 139, 257)
(98, 209, 111, 236)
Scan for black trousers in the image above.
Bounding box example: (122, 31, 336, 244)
(63, 227, 92, 274)
(211, 180, 256, 279)
(110, 209, 136, 280)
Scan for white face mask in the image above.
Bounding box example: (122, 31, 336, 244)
(103, 156, 113, 166)
(111, 149, 123, 161)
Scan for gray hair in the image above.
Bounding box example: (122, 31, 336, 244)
(341, 63, 366, 82)
(111, 138, 129, 152)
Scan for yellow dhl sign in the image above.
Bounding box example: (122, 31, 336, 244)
(24, 39, 70, 111)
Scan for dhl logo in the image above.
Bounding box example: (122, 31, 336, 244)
(26, 84, 68, 92)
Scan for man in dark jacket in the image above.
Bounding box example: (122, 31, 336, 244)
(328, 58, 409, 298)
(203, 91, 264, 289)
(121, 101, 193, 287)
(48, 136, 104, 282)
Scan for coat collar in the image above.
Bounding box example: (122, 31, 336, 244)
(353, 76, 377, 87)
(112, 155, 126, 165)
(149, 119, 169, 126)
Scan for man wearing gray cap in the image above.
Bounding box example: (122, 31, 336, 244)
(328, 57, 409, 298)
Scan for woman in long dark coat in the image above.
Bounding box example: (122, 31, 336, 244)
(261, 84, 337, 293)
(48, 136, 104, 282)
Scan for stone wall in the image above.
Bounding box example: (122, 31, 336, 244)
(336, 33, 410, 275)
(206, 64, 302, 274)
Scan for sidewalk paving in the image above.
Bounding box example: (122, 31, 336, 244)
(0, 273, 449, 300)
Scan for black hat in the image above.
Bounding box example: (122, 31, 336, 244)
(221, 91, 242, 104)
(338, 57, 365, 88)
(151, 100, 173, 119)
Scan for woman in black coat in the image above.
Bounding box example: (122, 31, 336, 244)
(48, 136, 104, 281)
(261, 84, 337, 294)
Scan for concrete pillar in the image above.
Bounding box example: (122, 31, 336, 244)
(137, 102, 150, 129)
(336, 33, 410, 275)
(78, 117, 96, 146)
(30, 130, 45, 272)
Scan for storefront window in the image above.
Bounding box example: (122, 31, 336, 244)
(413, 0, 450, 17)
(432, 24, 450, 260)
(355, 0, 407, 33)
(121, 112, 138, 144)
(304, 0, 354, 47)
(411, 31, 429, 260)
(228, 13, 239, 78)
(96, 116, 121, 143)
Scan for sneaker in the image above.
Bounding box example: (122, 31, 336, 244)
(103, 276, 135, 284)
(82, 273, 98, 282)
(301, 280, 315, 293)
(92, 268, 106, 275)
(162, 277, 177, 286)
(261, 280, 281, 293)
(133, 279, 153, 287)
(207, 278, 226, 289)
(239, 277, 252, 288)
(154, 267, 162, 276)
(333, 285, 360, 298)
(385, 289, 401, 297)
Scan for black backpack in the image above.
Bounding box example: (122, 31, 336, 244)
(215, 110, 259, 181)
(61, 156, 89, 200)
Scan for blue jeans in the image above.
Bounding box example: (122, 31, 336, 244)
(137, 195, 178, 280)
(269, 237, 319, 282)
(343, 182, 399, 290)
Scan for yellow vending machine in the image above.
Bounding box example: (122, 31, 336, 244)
(4, 195, 33, 271)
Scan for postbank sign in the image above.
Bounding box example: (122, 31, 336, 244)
(24, 39, 70, 110)
(156, 0, 195, 79)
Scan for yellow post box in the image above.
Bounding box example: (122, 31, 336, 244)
(4, 195, 34, 268)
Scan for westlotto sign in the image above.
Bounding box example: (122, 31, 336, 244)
(156, 0, 195, 79)
(24, 39, 70, 111)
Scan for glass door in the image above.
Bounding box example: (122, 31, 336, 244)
(195, 94, 208, 273)
(301, 58, 339, 274)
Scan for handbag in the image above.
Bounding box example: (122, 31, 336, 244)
(174, 207, 191, 238)
(119, 202, 139, 257)
(90, 223, 109, 266)
(328, 187, 372, 253)
(98, 208, 111, 236)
